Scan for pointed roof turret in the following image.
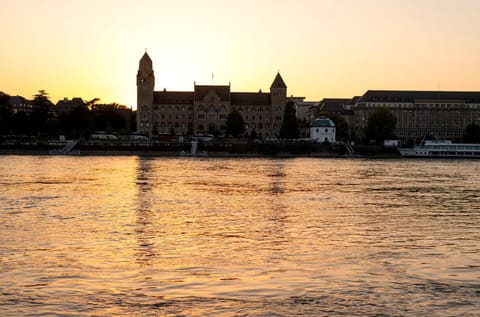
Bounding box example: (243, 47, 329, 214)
(270, 72, 287, 89)
(139, 51, 152, 71)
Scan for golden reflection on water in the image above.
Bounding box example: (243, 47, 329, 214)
(1, 156, 480, 316)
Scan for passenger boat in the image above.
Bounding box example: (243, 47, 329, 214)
(398, 140, 480, 158)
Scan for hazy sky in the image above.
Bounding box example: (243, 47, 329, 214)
(1, 0, 480, 108)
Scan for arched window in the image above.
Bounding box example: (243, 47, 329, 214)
(208, 105, 217, 120)
(197, 105, 206, 120)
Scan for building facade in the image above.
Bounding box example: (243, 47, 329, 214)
(310, 117, 336, 143)
(353, 90, 480, 141)
(136, 53, 287, 138)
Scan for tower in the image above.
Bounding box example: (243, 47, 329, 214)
(137, 52, 155, 136)
(270, 72, 287, 137)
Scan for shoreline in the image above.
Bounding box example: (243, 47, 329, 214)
(0, 139, 402, 158)
(0, 148, 399, 159)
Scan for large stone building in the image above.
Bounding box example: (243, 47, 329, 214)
(136, 52, 287, 138)
(353, 90, 480, 141)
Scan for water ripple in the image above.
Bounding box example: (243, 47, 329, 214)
(0, 156, 479, 316)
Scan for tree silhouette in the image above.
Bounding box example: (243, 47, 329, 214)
(365, 108, 397, 142)
(0, 92, 11, 134)
(464, 123, 480, 143)
(85, 98, 100, 110)
(225, 110, 245, 137)
(279, 100, 298, 139)
(31, 90, 54, 135)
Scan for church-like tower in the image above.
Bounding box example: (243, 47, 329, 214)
(137, 52, 155, 136)
(270, 72, 287, 136)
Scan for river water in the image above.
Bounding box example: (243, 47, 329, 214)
(0, 156, 479, 316)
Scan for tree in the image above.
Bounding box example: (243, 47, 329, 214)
(91, 103, 127, 132)
(318, 112, 349, 141)
(31, 90, 54, 135)
(225, 110, 245, 137)
(59, 105, 91, 138)
(463, 123, 480, 143)
(0, 92, 11, 134)
(85, 98, 100, 110)
(365, 108, 396, 143)
(279, 100, 298, 139)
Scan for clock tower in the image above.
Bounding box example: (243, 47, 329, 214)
(136, 52, 155, 136)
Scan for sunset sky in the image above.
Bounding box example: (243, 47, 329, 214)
(1, 0, 480, 108)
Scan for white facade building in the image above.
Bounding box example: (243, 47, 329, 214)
(310, 117, 336, 143)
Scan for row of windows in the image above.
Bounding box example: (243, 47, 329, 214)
(197, 113, 228, 120)
(231, 106, 271, 112)
(396, 129, 464, 138)
(197, 105, 228, 112)
(147, 105, 280, 113)
(314, 128, 334, 133)
(154, 113, 192, 120)
(153, 105, 192, 111)
(367, 103, 480, 109)
(154, 122, 188, 129)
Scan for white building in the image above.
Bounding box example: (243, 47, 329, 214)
(310, 117, 336, 143)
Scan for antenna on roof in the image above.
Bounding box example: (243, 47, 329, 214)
(212, 72, 214, 84)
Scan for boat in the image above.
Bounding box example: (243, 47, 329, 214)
(398, 140, 480, 158)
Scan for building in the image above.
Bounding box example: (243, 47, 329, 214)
(353, 90, 480, 141)
(310, 117, 336, 143)
(316, 98, 356, 135)
(136, 52, 287, 138)
(55, 97, 86, 115)
(9, 96, 33, 114)
(288, 96, 317, 123)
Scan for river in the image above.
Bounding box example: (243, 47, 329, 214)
(0, 156, 479, 316)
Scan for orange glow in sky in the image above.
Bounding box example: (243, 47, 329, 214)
(1, 0, 480, 108)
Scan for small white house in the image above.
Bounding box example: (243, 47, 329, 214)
(310, 117, 336, 143)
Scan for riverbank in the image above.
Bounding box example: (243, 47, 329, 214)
(0, 139, 401, 158)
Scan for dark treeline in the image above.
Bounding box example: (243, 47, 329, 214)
(0, 90, 135, 138)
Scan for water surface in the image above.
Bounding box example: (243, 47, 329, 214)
(1, 156, 479, 316)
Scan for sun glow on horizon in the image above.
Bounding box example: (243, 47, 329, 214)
(1, 0, 480, 109)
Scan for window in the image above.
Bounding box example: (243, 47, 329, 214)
(197, 113, 205, 119)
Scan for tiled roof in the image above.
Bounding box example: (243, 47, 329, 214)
(311, 117, 335, 127)
(194, 85, 230, 102)
(318, 98, 353, 115)
(140, 52, 152, 64)
(153, 91, 194, 104)
(358, 90, 480, 103)
(270, 73, 287, 89)
(231, 92, 271, 105)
